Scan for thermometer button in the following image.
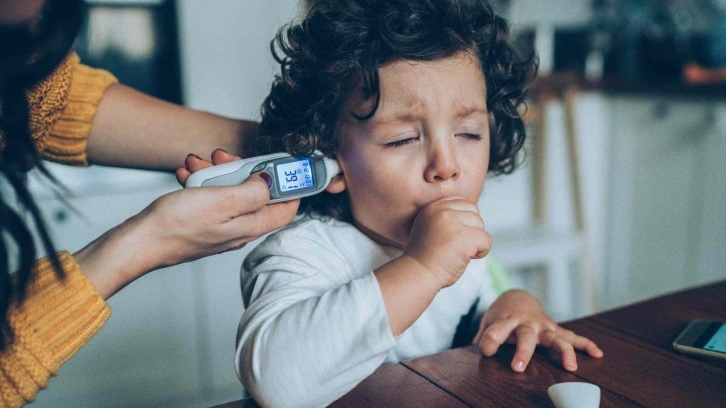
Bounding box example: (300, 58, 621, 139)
(251, 162, 267, 173)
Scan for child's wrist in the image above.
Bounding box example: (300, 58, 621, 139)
(399, 254, 448, 290)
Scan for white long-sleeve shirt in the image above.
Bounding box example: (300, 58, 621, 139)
(235, 216, 497, 408)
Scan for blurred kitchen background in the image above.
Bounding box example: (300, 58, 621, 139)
(27, 0, 725, 406)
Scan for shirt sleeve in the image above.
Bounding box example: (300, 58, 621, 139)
(0, 252, 111, 407)
(235, 232, 397, 408)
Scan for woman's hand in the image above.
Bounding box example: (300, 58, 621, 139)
(473, 289, 603, 372)
(175, 148, 240, 185)
(75, 149, 299, 299)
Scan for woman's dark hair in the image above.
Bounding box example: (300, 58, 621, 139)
(256, 0, 537, 220)
(0, 0, 84, 350)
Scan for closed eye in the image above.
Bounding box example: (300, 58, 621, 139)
(386, 137, 420, 148)
(458, 133, 481, 141)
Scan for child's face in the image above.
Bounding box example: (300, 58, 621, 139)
(330, 51, 490, 248)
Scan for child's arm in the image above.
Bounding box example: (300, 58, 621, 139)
(375, 197, 492, 335)
(472, 289, 604, 372)
(235, 197, 489, 407)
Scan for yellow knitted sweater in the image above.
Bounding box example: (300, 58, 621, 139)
(0, 53, 116, 407)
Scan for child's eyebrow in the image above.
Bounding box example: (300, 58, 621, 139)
(370, 110, 422, 126)
(453, 104, 489, 118)
(364, 101, 425, 126)
(370, 103, 488, 126)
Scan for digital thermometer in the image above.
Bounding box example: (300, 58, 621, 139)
(184, 151, 340, 203)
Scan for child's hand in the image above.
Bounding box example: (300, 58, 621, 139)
(473, 289, 603, 372)
(404, 197, 492, 288)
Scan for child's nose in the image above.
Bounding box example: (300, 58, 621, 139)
(424, 145, 460, 183)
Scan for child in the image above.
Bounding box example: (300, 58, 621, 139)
(232, 1, 603, 406)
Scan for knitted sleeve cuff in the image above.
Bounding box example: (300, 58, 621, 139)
(1, 252, 110, 406)
(27, 52, 118, 166)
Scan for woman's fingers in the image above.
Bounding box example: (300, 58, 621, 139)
(205, 174, 275, 220)
(185, 153, 214, 172)
(210, 148, 241, 165)
(225, 198, 300, 245)
(176, 150, 242, 185)
(175, 167, 191, 185)
(176, 154, 212, 184)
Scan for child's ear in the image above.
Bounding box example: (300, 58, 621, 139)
(325, 172, 346, 194)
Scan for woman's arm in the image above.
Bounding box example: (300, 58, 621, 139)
(74, 173, 299, 299)
(86, 83, 257, 171)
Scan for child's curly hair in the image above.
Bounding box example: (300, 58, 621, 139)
(255, 0, 537, 221)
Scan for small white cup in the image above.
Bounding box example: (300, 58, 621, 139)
(547, 382, 601, 408)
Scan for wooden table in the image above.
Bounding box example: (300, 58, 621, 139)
(215, 280, 726, 407)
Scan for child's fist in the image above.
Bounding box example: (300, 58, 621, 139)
(404, 197, 491, 288)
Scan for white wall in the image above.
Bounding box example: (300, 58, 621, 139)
(177, 0, 303, 119)
(508, 0, 592, 27)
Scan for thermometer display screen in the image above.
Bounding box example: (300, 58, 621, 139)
(276, 159, 315, 192)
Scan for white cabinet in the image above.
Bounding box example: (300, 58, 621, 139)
(484, 92, 726, 319)
(603, 97, 726, 309)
